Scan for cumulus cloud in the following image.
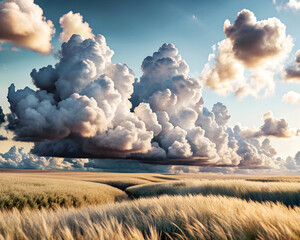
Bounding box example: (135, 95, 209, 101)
(0, 107, 5, 125)
(286, 0, 300, 10)
(282, 151, 300, 171)
(240, 112, 299, 138)
(6, 28, 289, 170)
(227, 126, 278, 168)
(284, 50, 300, 82)
(0, 146, 88, 170)
(282, 91, 300, 104)
(273, 0, 300, 12)
(0, 0, 55, 55)
(201, 9, 293, 98)
(0, 107, 7, 141)
(8, 34, 154, 159)
(211, 102, 231, 126)
(59, 11, 94, 42)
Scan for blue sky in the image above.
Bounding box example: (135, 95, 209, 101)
(0, 0, 299, 163)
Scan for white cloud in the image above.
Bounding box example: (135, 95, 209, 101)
(0, 0, 55, 55)
(0, 146, 87, 170)
(282, 91, 300, 104)
(201, 9, 293, 98)
(284, 50, 300, 82)
(5, 14, 295, 170)
(286, 0, 300, 10)
(240, 112, 299, 138)
(59, 11, 94, 42)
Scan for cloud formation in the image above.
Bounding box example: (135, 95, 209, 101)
(8, 34, 154, 159)
(240, 112, 299, 138)
(286, 0, 300, 10)
(0, 107, 7, 141)
(0, 0, 55, 55)
(6, 28, 292, 169)
(201, 9, 293, 98)
(0, 146, 87, 170)
(282, 91, 300, 104)
(284, 50, 300, 82)
(1, 143, 298, 173)
(0, 107, 5, 126)
(59, 11, 94, 42)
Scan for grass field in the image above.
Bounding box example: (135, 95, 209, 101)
(0, 175, 127, 210)
(0, 195, 299, 240)
(0, 169, 299, 239)
(126, 179, 300, 206)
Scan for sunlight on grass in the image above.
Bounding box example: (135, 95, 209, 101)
(0, 194, 299, 239)
(126, 179, 300, 206)
(0, 176, 127, 210)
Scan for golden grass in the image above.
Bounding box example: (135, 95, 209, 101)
(126, 179, 300, 206)
(0, 176, 127, 210)
(0, 170, 300, 239)
(0, 194, 299, 239)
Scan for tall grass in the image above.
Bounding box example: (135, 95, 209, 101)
(0, 194, 299, 239)
(0, 176, 127, 210)
(126, 179, 300, 206)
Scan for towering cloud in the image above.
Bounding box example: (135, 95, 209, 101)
(8, 34, 154, 159)
(201, 9, 293, 98)
(59, 11, 94, 42)
(7, 33, 284, 170)
(0, 0, 55, 55)
(282, 91, 300, 104)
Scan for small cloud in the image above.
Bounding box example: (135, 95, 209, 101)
(0, 0, 55, 55)
(192, 14, 197, 21)
(201, 9, 293, 98)
(59, 11, 94, 42)
(273, 0, 300, 11)
(282, 91, 300, 104)
(239, 112, 299, 138)
(286, 0, 300, 10)
(284, 50, 300, 82)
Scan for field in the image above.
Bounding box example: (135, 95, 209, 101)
(0, 169, 299, 239)
(126, 179, 300, 206)
(0, 176, 127, 210)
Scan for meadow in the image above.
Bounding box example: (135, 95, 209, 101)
(0, 169, 299, 239)
(126, 179, 300, 206)
(0, 175, 127, 210)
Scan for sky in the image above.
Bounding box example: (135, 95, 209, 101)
(0, 0, 299, 173)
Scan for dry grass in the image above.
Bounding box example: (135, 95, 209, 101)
(126, 179, 300, 206)
(0, 170, 300, 239)
(0, 194, 299, 239)
(0, 176, 127, 210)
